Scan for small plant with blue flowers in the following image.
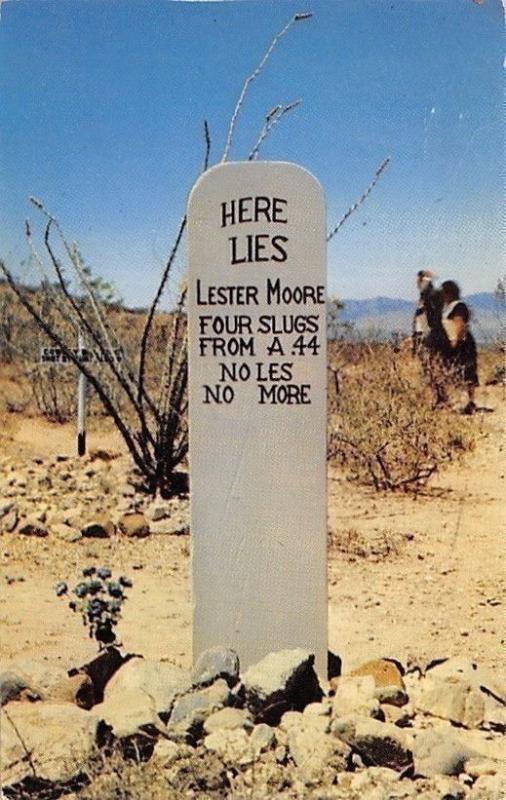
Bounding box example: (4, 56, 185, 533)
(55, 567, 133, 650)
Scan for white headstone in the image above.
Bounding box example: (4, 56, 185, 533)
(188, 161, 327, 676)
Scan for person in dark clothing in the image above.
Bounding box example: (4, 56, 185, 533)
(440, 280, 479, 413)
(414, 273, 478, 412)
(414, 271, 448, 405)
(416, 270, 446, 356)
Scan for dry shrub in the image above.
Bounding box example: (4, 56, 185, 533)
(73, 746, 231, 800)
(329, 526, 404, 561)
(26, 363, 75, 423)
(328, 345, 475, 492)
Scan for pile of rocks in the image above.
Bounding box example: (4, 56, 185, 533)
(1, 648, 504, 798)
(0, 452, 189, 541)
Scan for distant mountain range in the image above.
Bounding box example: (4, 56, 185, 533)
(333, 293, 504, 342)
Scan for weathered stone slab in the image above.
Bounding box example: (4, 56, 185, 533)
(188, 161, 327, 675)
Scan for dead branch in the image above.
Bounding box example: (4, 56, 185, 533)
(221, 12, 312, 162)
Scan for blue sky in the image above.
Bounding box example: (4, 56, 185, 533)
(0, 0, 503, 307)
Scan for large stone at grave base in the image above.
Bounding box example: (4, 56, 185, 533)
(242, 649, 323, 725)
(287, 725, 351, 785)
(192, 646, 240, 688)
(331, 675, 382, 720)
(203, 729, 256, 766)
(1, 702, 100, 787)
(203, 707, 253, 734)
(167, 679, 232, 743)
(93, 689, 166, 739)
(425, 657, 506, 702)
(102, 657, 191, 716)
(342, 767, 401, 797)
(350, 659, 408, 707)
(413, 675, 486, 727)
(335, 717, 413, 772)
(412, 727, 480, 777)
(95, 657, 191, 736)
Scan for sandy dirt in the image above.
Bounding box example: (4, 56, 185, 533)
(0, 385, 504, 679)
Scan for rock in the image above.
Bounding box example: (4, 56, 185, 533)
(204, 728, 254, 765)
(148, 505, 172, 522)
(81, 518, 116, 538)
(242, 649, 323, 725)
(63, 509, 85, 528)
(351, 658, 405, 686)
(118, 513, 150, 538)
(482, 697, 506, 730)
(430, 775, 468, 799)
(1, 702, 99, 787)
(152, 738, 186, 766)
(471, 773, 506, 798)
(331, 675, 381, 719)
(412, 728, 480, 777)
(0, 661, 94, 708)
(338, 718, 413, 772)
(52, 673, 95, 709)
(0, 672, 33, 705)
(95, 656, 191, 736)
(346, 767, 401, 797)
(414, 674, 486, 728)
(168, 679, 231, 741)
(18, 518, 48, 537)
(381, 702, 414, 727)
(303, 700, 332, 717)
(0, 501, 15, 518)
(456, 728, 505, 761)
(279, 709, 303, 730)
(2, 509, 18, 532)
(288, 725, 350, 785)
(281, 708, 330, 734)
(375, 685, 409, 707)
(348, 659, 408, 707)
(423, 658, 506, 730)
(149, 520, 174, 535)
(203, 707, 252, 734)
(169, 524, 190, 536)
(192, 646, 240, 688)
(94, 689, 165, 739)
(250, 723, 276, 755)
(425, 658, 505, 703)
(51, 523, 76, 539)
(103, 657, 190, 714)
(3, 661, 67, 699)
(465, 757, 501, 778)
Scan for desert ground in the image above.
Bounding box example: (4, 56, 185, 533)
(0, 357, 505, 799)
(1, 382, 503, 678)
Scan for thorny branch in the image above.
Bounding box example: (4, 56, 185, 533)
(221, 12, 312, 162)
(327, 157, 391, 242)
(248, 100, 301, 160)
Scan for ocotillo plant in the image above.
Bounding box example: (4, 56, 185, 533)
(0, 11, 389, 497)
